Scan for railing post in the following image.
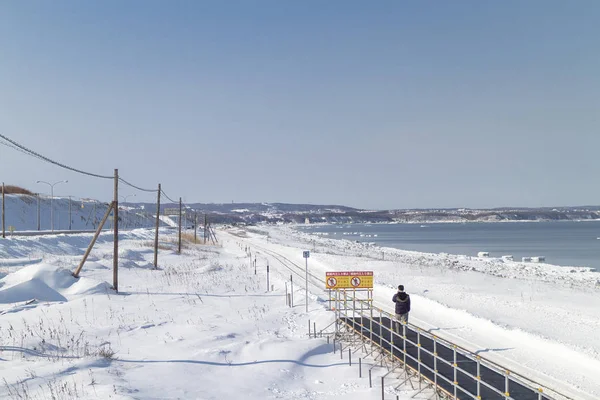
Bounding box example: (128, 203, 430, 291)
(352, 289, 356, 346)
(453, 345, 458, 398)
(477, 355, 481, 398)
(505, 370, 510, 399)
(379, 308, 383, 362)
(417, 328, 422, 390)
(402, 323, 407, 368)
(359, 358, 362, 378)
(389, 315, 394, 363)
(434, 336, 438, 395)
(369, 298, 374, 345)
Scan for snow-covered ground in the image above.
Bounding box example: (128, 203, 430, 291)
(1, 223, 599, 399)
(0, 228, 424, 400)
(245, 225, 600, 400)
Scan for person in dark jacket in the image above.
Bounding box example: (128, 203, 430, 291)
(392, 285, 411, 333)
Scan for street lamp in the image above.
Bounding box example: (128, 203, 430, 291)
(120, 194, 136, 204)
(36, 180, 68, 232)
(120, 194, 136, 229)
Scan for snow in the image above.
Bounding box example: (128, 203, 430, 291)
(0, 228, 416, 399)
(0, 223, 599, 399)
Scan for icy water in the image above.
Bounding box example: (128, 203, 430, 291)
(296, 221, 600, 270)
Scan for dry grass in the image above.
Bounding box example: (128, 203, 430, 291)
(2, 185, 34, 195)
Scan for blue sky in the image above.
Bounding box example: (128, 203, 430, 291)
(1, 1, 599, 209)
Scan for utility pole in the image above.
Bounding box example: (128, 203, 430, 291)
(37, 194, 40, 230)
(1, 182, 5, 239)
(68, 196, 72, 230)
(113, 169, 119, 292)
(194, 212, 198, 243)
(154, 183, 161, 268)
(178, 197, 182, 254)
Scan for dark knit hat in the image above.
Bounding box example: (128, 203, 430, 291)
(398, 285, 404, 291)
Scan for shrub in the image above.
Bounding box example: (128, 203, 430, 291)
(2, 185, 34, 195)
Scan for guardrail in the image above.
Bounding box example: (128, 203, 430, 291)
(332, 289, 572, 400)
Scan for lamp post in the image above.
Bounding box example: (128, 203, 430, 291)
(120, 194, 136, 204)
(36, 180, 68, 232)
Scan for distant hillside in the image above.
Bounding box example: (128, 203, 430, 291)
(139, 202, 600, 225)
(3, 195, 599, 231)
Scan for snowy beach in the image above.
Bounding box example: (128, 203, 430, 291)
(0, 225, 599, 399)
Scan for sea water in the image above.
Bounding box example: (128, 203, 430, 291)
(296, 221, 600, 270)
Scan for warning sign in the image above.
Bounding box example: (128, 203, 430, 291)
(325, 271, 373, 289)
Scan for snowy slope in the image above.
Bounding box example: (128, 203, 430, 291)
(1, 194, 161, 232)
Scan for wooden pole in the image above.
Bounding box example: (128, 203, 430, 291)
(68, 196, 72, 230)
(204, 214, 207, 244)
(113, 169, 119, 292)
(37, 194, 40, 231)
(73, 202, 114, 277)
(1, 182, 5, 239)
(178, 197, 182, 254)
(154, 183, 161, 268)
(194, 212, 197, 243)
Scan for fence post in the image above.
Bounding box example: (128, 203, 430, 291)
(113, 169, 119, 292)
(266, 262, 270, 291)
(290, 275, 294, 306)
(308, 320, 311, 338)
(178, 197, 182, 254)
(314, 322, 316, 339)
(154, 183, 161, 268)
(369, 369, 372, 388)
(359, 358, 362, 377)
(349, 349, 352, 366)
(285, 282, 288, 306)
(381, 377, 384, 400)
(1, 182, 5, 239)
(68, 196, 72, 230)
(505, 370, 510, 399)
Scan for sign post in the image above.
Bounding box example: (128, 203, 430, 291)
(303, 251, 310, 312)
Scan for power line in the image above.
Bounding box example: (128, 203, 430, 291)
(118, 177, 158, 193)
(160, 189, 178, 204)
(0, 133, 113, 179)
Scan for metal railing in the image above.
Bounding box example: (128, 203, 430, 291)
(331, 289, 572, 400)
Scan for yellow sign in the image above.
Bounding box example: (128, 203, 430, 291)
(325, 271, 373, 289)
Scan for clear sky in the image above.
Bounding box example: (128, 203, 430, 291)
(1, 1, 599, 210)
